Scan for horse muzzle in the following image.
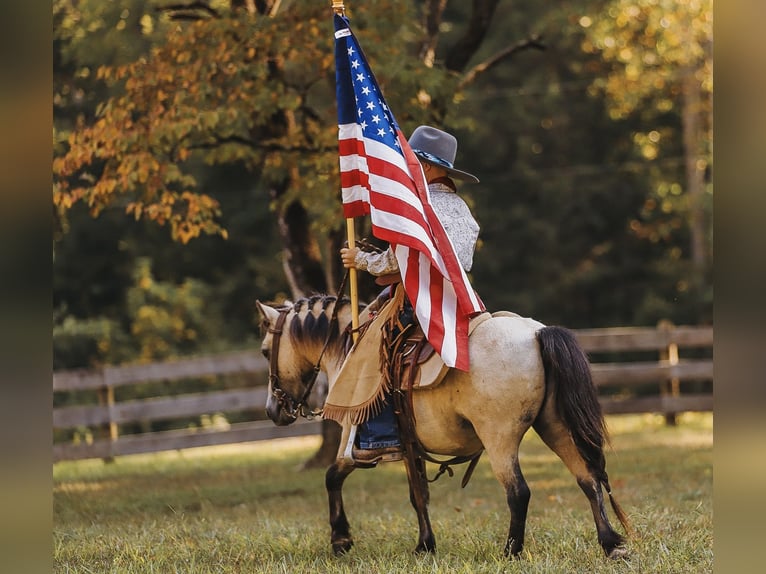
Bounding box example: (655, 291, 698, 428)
(266, 392, 298, 426)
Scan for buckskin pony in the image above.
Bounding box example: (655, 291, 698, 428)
(256, 295, 629, 559)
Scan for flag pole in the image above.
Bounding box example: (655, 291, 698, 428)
(332, 1, 359, 343)
(345, 220, 360, 343)
(333, 0, 360, 464)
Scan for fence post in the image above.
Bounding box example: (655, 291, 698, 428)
(657, 320, 680, 426)
(97, 367, 119, 462)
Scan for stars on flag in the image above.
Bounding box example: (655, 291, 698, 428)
(341, 35, 398, 149)
(337, 20, 403, 163)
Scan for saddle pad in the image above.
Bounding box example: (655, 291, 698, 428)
(491, 310, 521, 318)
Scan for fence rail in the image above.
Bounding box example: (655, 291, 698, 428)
(53, 324, 713, 462)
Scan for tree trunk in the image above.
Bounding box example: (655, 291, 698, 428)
(444, 0, 502, 72)
(274, 194, 327, 298)
(271, 194, 343, 467)
(682, 66, 707, 270)
(419, 0, 448, 66)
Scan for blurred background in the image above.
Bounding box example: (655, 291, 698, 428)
(52, 0, 712, 368)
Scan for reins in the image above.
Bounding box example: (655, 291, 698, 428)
(268, 270, 350, 421)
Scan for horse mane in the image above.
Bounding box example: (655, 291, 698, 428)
(288, 294, 352, 357)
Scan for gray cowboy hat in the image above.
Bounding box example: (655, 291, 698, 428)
(408, 125, 480, 183)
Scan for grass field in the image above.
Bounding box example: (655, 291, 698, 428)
(53, 413, 712, 573)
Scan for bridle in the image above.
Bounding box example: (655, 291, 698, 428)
(266, 287, 349, 421)
(267, 307, 321, 421)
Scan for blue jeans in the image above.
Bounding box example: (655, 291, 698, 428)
(358, 399, 399, 448)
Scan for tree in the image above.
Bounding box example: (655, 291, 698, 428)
(581, 0, 713, 280)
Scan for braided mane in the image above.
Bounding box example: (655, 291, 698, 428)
(288, 295, 351, 356)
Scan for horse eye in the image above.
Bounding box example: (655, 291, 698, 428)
(261, 348, 270, 360)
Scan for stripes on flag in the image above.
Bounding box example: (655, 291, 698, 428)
(334, 13, 483, 370)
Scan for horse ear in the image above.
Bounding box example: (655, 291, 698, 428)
(255, 300, 280, 326)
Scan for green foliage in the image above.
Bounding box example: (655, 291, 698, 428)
(53, 315, 130, 370)
(53, 0, 163, 152)
(580, 0, 713, 320)
(125, 258, 219, 361)
(53, 414, 713, 573)
(53, 164, 287, 369)
(581, 0, 712, 120)
(53, 255, 236, 369)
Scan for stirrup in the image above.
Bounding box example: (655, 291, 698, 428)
(352, 446, 403, 465)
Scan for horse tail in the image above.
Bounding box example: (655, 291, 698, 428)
(535, 325, 631, 534)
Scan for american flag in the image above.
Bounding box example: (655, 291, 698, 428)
(334, 13, 483, 371)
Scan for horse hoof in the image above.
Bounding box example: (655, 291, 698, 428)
(414, 543, 436, 554)
(607, 546, 630, 560)
(504, 543, 524, 559)
(332, 538, 353, 556)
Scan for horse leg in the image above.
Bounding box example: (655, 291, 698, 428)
(503, 456, 531, 557)
(470, 421, 531, 558)
(577, 475, 628, 560)
(533, 413, 628, 558)
(403, 452, 436, 553)
(483, 443, 531, 557)
(325, 459, 356, 555)
(535, 326, 629, 558)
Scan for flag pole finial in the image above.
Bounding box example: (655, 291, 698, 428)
(332, 1, 345, 15)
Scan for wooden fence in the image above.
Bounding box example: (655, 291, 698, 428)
(578, 321, 713, 420)
(53, 323, 713, 462)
